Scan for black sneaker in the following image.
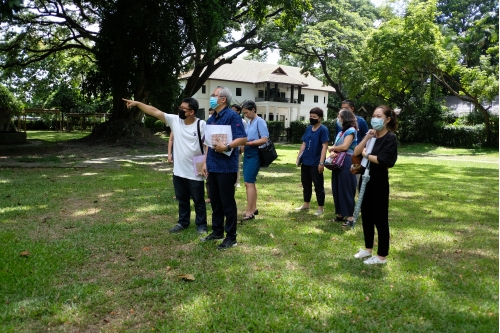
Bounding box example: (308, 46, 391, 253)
(200, 232, 224, 242)
(217, 238, 237, 250)
(169, 224, 186, 233)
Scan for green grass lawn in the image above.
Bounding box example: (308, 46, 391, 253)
(0, 141, 498, 332)
(26, 130, 92, 143)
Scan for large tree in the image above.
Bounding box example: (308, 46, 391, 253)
(273, 0, 380, 102)
(0, 0, 310, 142)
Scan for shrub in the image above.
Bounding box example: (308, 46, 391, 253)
(266, 121, 284, 141)
(397, 101, 446, 143)
(435, 124, 486, 148)
(144, 116, 157, 130)
(321, 119, 337, 143)
(153, 120, 165, 133)
(289, 120, 308, 143)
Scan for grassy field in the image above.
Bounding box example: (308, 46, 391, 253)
(0, 135, 498, 332)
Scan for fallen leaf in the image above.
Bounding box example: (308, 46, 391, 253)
(178, 274, 195, 281)
(19, 250, 30, 257)
(142, 246, 151, 251)
(365, 296, 370, 301)
(129, 309, 135, 314)
(166, 266, 171, 271)
(270, 233, 275, 239)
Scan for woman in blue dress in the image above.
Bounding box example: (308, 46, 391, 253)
(240, 100, 269, 221)
(328, 108, 358, 226)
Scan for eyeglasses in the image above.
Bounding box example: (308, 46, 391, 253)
(210, 94, 219, 98)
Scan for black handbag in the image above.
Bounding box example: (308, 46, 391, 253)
(257, 119, 278, 167)
(259, 140, 278, 167)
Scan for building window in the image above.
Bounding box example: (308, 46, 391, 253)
(299, 116, 305, 121)
(300, 94, 305, 102)
(202, 85, 206, 94)
(314, 95, 318, 103)
(258, 90, 264, 98)
(324, 96, 326, 103)
(236, 88, 242, 96)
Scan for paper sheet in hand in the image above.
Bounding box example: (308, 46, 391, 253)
(361, 137, 376, 167)
(204, 125, 234, 156)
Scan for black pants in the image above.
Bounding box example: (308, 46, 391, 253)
(300, 164, 325, 206)
(361, 178, 390, 257)
(173, 175, 207, 230)
(208, 172, 238, 240)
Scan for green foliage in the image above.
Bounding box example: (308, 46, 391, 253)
(0, 84, 23, 114)
(153, 120, 164, 133)
(289, 120, 308, 143)
(397, 101, 446, 143)
(321, 119, 337, 143)
(144, 116, 157, 130)
(44, 84, 83, 113)
(436, 124, 487, 148)
(266, 121, 284, 141)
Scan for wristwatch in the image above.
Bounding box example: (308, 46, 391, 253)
(319, 162, 324, 165)
(225, 143, 231, 152)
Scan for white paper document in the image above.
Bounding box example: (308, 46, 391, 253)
(361, 137, 376, 167)
(204, 125, 234, 156)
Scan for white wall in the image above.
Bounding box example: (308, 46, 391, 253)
(182, 79, 331, 121)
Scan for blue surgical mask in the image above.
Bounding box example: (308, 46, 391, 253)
(209, 96, 219, 109)
(371, 118, 385, 131)
(336, 119, 342, 127)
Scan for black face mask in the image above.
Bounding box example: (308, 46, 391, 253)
(178, 109, 187, 120)
(309, 118, 319, 125)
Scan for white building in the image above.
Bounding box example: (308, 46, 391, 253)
(179, 59, 335, 127)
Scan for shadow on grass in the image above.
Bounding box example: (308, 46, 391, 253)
(0, 158, 498, 332)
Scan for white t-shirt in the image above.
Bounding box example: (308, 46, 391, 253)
(164, 113, 206, 181)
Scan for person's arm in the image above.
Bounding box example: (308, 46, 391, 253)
(332, 133, 354, 151)
(213, 138, 247, 153)
(122, 98, 165, 121)
(318, 141, 328, 173)
(296, 142, 306, 164)
(167, 131, 174, 163)
(354, 129, 376, 156)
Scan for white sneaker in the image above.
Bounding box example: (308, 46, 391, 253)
(363, 256, 387, 265)
(295, 206, 310, 211)
(354, 249, 372, 259)
(313, 209, 324, 216)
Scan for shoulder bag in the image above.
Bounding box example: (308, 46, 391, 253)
(192, 120, 206, 177)
(257, 118, 278, 167)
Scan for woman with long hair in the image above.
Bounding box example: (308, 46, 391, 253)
(328, 108, 358, 226)
(240, 100, 268, 221)
(353, 105, 398, 265)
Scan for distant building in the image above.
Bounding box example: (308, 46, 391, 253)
(443, 96, 499, 116)
(179, 59, 335, 127)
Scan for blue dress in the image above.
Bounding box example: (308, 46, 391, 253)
(331, 127, 358, 217)
(243, 117, 269, 183)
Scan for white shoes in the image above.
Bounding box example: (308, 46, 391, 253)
(353, 249, 372, 259)
(295, 206, 310, 211)
(363, 256, 387, 265)
(313, 209, 324, 216)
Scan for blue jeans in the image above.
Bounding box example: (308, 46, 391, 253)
(173, 175, 207, 230)
(208, 172, 238, 240)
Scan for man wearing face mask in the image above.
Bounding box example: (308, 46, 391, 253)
(122, 97, 208, 234)
(201, 86, 247, 250)
(335, 100, 368, 142)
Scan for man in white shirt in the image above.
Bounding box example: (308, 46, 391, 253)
(122, 97, 208, 234)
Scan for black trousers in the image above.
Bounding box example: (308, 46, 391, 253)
(208, 172, 238, 240)
(300, 164, 325, 206)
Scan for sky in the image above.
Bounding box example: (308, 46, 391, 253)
(236, 0, 384, 64)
